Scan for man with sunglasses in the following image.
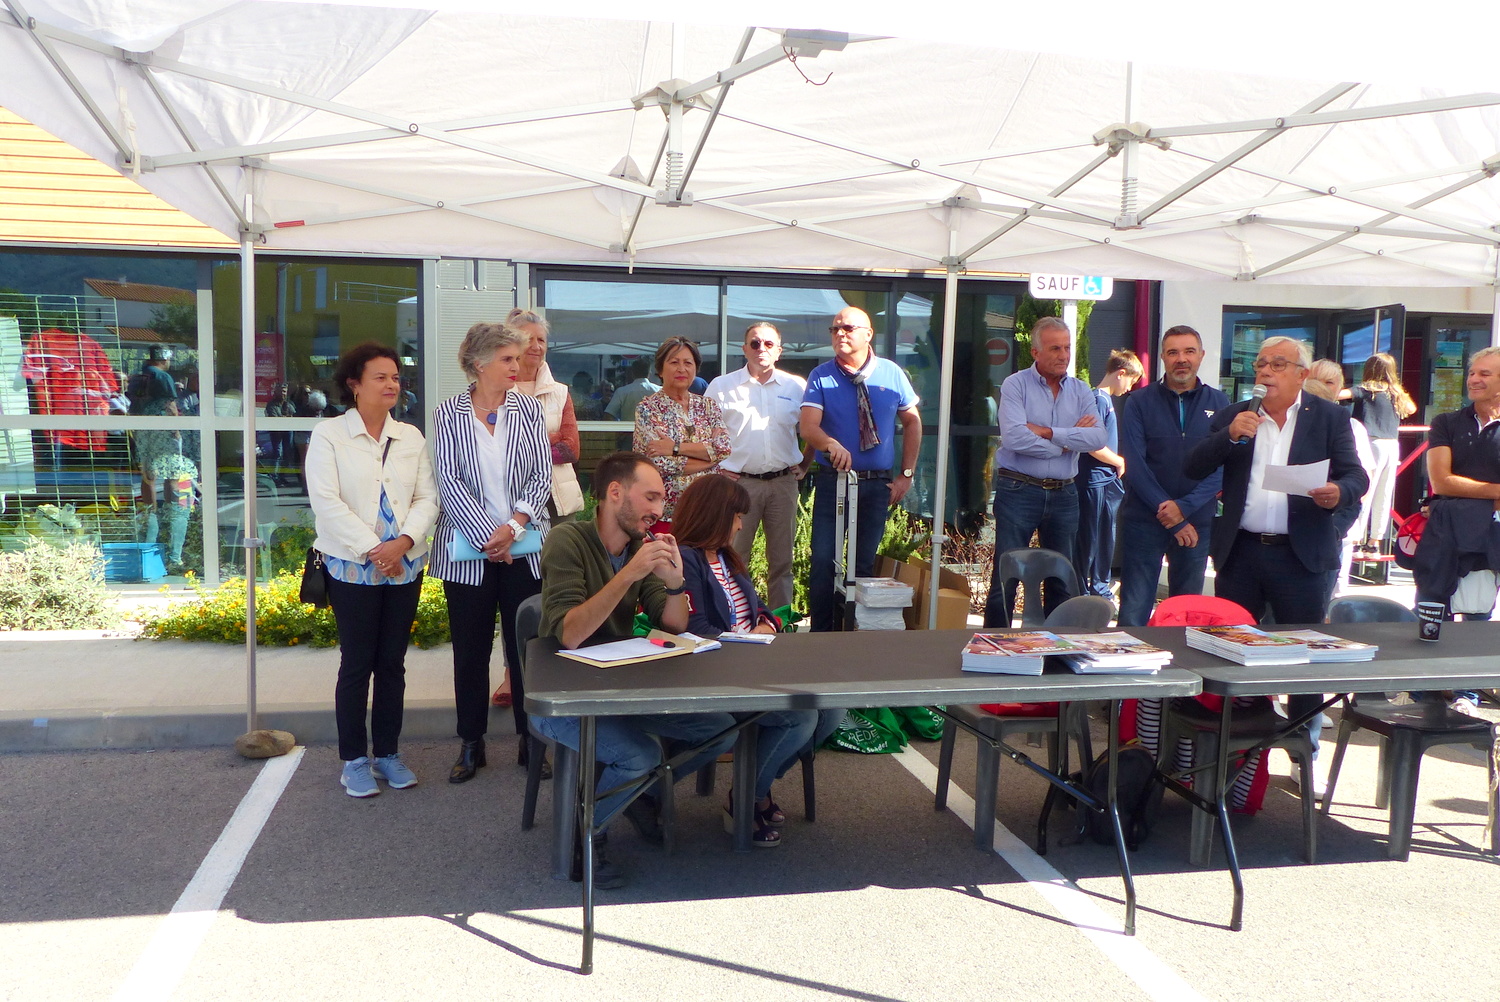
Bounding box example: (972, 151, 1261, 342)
(707, 322, 814, 611)
(1185, 336, 1367, 784)
(799, 306, 921, 631)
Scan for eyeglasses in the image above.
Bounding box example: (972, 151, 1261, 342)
(829, 323, 869, 335)
(748, 338, 779, 350)
(1252, 358, 1305, 373)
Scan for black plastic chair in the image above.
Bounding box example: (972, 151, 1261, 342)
(1326, 595, 1418, 624)
(517, 595, 585, 878)
(992, 547, 1082, 628)
(935, 595, 1111, 849)
(1321, 596, 1496, 859)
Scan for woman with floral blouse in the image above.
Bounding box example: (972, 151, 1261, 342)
(632, 336, 732, 529)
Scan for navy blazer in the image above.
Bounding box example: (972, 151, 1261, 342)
(1184, 393, 1368, 575)
(680, 547, 773, 636)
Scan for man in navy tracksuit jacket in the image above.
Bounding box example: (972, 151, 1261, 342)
(1116, 326, 1231, 626)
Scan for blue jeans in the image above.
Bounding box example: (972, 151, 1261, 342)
(984, 477, 1079, 627)
(531, 712, 738, 821)
(739, 710, 819, 799)
(810, 471, 892, 631)
(1116, 508, 1212, 627)
(1075, 474, 1124, 598)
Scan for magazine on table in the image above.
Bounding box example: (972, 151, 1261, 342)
(1184, 625, 1310, 666)
(960, 631, 1080, 675)
(1270, 629, 1378, 662)
(1059, 631, 1174, 669)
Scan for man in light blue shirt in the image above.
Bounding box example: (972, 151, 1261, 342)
(985, 316, 1106, 625)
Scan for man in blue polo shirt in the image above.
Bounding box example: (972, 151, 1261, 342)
(1116, 325, 1231, 626)
(985, 316, 1106, 625)
(800, 306, 922, 632)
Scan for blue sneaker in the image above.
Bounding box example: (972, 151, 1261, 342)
(372, 753, 418, 789)
(341, 757, 379, 798)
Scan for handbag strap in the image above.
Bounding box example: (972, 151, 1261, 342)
(381, 436, 394, 465)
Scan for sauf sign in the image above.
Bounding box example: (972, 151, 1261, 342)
(1027, 273, 1114, 300)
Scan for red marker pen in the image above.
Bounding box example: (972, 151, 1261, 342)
(648, 637, 670, 647)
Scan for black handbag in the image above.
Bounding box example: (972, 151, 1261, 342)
(299, 547, 330, 608)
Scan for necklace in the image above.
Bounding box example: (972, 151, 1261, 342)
(472, 394, 502, 426)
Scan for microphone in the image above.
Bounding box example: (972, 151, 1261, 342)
(1236, 384, 1268, 444)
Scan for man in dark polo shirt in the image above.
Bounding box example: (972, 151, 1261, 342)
(799, 306, 921, 631)
(1117, 325, 1231, 626)
(1415, 347, 1500, 713)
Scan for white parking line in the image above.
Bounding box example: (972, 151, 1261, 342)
(895, 746, 1213, 1002)
(111, 747, 305, 1002)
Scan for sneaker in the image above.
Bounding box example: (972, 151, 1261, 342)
(1290, 770, 1328, 801)
(341, 757, 380, 798)
(1448, 697, 1485, 719)
(372, 753, 419, 789)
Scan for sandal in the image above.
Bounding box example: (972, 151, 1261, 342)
(491, 686, 512, 708)
(722, 794, 782, 847)
(759, 799, 786, 826)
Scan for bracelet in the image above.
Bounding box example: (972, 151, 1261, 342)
(663, 583, 687, 596)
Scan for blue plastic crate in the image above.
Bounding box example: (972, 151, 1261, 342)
(101, 542, 167, 582)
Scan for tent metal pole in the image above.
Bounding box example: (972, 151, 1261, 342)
(240, 189, 259, 734)
(928, 260, 959, 629)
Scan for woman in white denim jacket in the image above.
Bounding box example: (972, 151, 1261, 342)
(306, 342, 439, 798)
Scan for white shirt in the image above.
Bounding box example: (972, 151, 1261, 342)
(471, 406, 512, 524)
(1240, 392, 1302, 534)
(706, 366, 807, 474)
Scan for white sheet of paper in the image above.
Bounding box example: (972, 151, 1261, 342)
(1261, 458, 1329, 496)
(569, 637, 669, 662)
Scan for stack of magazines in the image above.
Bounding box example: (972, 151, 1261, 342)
(1059, 632, 1174, 674)
(1272, 629, 1378, 662)
(1185, 625, 1310, 665)
(960, 632, 1079, 675)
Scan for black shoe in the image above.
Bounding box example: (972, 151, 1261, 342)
(448, 739, 486, 784)
(622, 794, 665, 846)
(570, 832, 627, 889)
(518, 735, 552, 780)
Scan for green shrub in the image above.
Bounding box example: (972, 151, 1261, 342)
(0, 537, 120, 631)
(140, 570, 452, 648)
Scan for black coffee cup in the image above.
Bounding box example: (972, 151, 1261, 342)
(1416, 601, 1444, 642)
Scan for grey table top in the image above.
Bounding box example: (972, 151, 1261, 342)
(1125, 622, 1500, 696)
(523, 629, 1202, 717)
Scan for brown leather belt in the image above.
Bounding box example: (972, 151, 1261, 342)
(1241, 530, 1291, 545)
(740, 467, 794, 480)
(998, 468, 1072, 490)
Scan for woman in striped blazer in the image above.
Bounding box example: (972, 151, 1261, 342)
(429, 320, 553, 784)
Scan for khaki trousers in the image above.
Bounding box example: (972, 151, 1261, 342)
(731, 471, 801, 612)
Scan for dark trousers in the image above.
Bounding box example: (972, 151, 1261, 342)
(809, 471, 891, 632)
(984, 477, 1079, 626)
(1214, 532, 1331, 754)
(443, 561, 542, 741)
(1074, 473, 1124, 598)
(328, 576, 423, 761)
(1116, 508, 1212, 627)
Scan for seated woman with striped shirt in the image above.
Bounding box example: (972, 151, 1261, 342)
(673, 474, 816, 847)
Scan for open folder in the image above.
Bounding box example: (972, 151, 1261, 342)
(555, 630, 719, 668)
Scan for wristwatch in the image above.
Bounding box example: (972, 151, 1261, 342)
(506, 517, 527, 540)
(901, 467, 915, 478)
(672, 441, 681, 457)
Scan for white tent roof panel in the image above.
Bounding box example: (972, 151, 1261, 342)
(5, 3, 1500, 285)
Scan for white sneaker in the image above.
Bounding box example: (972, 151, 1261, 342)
(1291, 771, 1328, 800)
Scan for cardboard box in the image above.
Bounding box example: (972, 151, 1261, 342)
(876, 554, 972, 630)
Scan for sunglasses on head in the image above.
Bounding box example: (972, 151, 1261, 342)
(829, 323, 867, 335)
(748, 338, 779, 350)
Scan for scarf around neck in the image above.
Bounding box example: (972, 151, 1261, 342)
(842, 351, 880, 451)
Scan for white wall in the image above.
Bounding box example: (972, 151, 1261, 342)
(1159, 282, 1495, 391)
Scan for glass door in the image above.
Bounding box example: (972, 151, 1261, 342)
(1333, 304, 1405, 389)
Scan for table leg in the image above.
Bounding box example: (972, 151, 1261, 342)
(579, 715, 596, 975)
(732, 724, 759, 852)
(1102, 700, 1137, 936)
(1210, 699, 1246, 931)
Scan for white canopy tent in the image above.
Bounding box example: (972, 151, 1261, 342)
(8, 0, 1500, 725)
